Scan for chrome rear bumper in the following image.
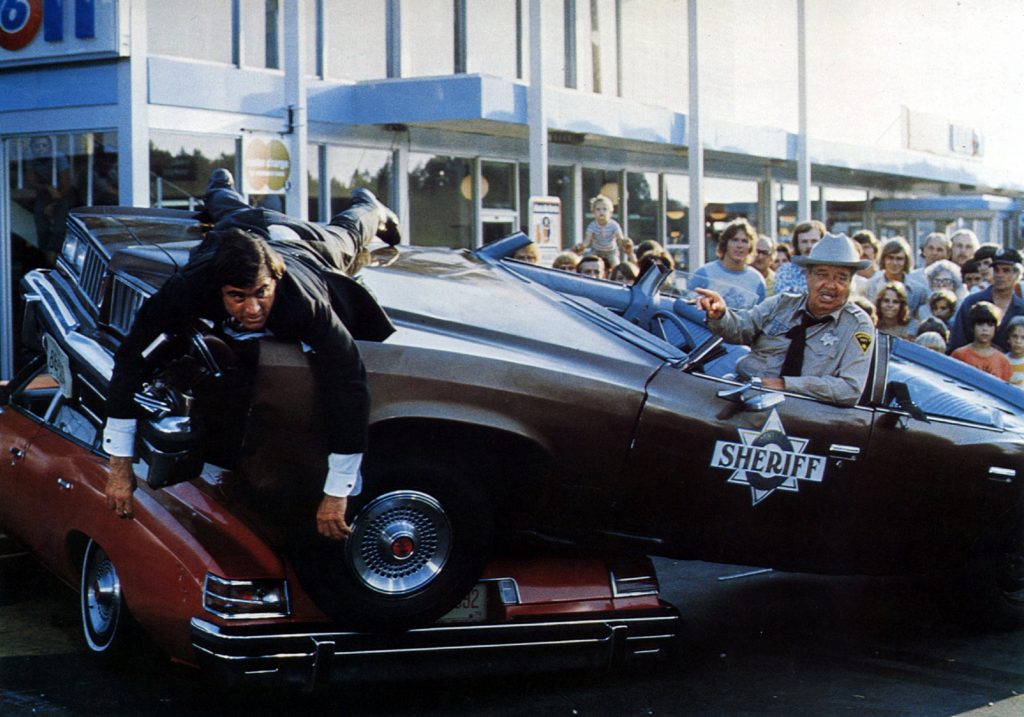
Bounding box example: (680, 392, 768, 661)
(191, 605, 680, 690)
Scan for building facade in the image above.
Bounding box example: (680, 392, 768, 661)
(2, 0, 1022, 376)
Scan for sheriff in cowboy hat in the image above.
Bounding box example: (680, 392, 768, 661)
(694, 232, 875, 407)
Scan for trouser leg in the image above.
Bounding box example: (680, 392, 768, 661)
(203, 186, 250, 222)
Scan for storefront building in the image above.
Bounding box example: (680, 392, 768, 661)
(2, 1, 1022, 377)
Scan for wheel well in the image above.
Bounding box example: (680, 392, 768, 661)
(367, 418, 551, 526)
(66, 531, 91, 580)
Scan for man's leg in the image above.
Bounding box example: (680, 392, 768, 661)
(299, 189, 402, 273)
(328, 189, 401, 248)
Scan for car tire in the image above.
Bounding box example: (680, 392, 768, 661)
(959, 514, 1024, 631)
(289, 456, 495, 632)
(80, 539, 131, 656)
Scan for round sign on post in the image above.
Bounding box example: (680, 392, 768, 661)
(244, 137, 291, 193)
(0, 0, 43, 51)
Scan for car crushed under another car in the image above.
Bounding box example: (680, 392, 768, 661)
(0, 207, 679, 688)
(5, 206, 1024, 678)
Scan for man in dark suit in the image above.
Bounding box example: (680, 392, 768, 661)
(103, 172, 399, 540)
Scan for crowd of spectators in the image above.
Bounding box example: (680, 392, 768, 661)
(515, 197, 1024, 393)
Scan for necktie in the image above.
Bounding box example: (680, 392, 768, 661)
(780, 312, 833, 377)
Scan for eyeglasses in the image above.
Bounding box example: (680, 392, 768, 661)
(931, 276, 954, 286)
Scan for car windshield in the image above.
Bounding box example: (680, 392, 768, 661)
(887, 338, 1024, 429)
(656, 269, 761, 310)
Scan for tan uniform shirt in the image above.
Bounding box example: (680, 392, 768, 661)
(708, 293, 875, 406)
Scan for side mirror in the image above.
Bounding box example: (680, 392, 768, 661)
(887, 381, 929, 423)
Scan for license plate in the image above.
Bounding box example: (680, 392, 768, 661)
(437, 584, 489, 624)
(43, 334, 73, 399)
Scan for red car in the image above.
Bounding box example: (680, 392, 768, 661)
(0, 359, 678, 686)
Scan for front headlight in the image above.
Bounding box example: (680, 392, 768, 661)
(203, 574, 291, 619)
(59, 233, 87, 276)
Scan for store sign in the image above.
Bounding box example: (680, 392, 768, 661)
(0, 0, 123, 64)
(244, 137, 291, 194)
(528, 196, 561, 265)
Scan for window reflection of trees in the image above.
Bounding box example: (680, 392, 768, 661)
(149, 141, 236, 208)
(409, 155, 472, 249)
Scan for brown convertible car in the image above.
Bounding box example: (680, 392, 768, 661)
(12, 207, 1024, 640)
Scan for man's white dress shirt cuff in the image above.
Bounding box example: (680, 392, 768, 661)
(323, 452, 363, 497)
(103, 418, 137, 458)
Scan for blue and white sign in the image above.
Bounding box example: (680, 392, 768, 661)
(0, 0, 124, 65)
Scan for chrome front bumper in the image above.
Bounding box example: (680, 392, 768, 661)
(191, 605, 680, 690)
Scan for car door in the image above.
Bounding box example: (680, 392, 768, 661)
(0, 362, 103, 566)
(624, 353, 874, 570)
(849, 337, 1024, 572)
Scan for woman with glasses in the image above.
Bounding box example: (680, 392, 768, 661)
(915, 259, 964, 322)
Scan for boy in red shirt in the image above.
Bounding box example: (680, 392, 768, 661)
(950, 301, 1013, 381)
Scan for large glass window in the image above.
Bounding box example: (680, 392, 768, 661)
(408, 153, 472, 248)
(664, 173, 690, 249)
(6, 132, 118, 372)
(402, 0, 455, 77)
(325, 145, 393, 219)
(626, 171, 660, 246)
(148, 1, 233, 64)
(481, 161, 516, 210)
(325, 0, 387, 80)
(704, 176, 758, 262)
(620, 0, 686, 109)
(149, 132, 237, 209)
(241, 0, 282, 69)
(8, 132, 119, 263)
(467, 0, 520, 79)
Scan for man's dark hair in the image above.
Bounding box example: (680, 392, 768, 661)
(974, 243, 1000, 262)
(790, 220, 827, 255)
(635, 239, 664, 261)
(851, 229, 880, 257)
(961, 258, 981, 275)
(209, 228, 285, 289)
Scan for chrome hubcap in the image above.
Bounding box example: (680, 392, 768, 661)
(82, 544, 121, 648)
(348, 491, 451, 595)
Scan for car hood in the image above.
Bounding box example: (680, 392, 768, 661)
(360, 247, 670, 374)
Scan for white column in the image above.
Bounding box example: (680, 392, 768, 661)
(759, 167, 777, 238)
(687, 0, 704, 272)
(119, 0, 149, 206)
(797, 0, 811, 222)
(529, 0, 548, 198)
(0, 140, 11, 378)
(284, 0, 309, 218)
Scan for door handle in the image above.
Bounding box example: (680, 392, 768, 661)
(57, 478, 72, 491)
(829, 444, 860, 461)
(9, 446, 25, 460)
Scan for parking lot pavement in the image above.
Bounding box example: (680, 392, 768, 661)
(1, 555, 1022, 717)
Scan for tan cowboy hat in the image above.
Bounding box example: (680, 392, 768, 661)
(792, 232, 871, 270)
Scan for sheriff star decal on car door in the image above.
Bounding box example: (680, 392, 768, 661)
(710, 410, 827, 505)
